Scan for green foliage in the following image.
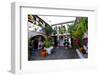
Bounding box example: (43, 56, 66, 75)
(68, 25, 75, 33)
(52, 26, 57, 35)
(59, 26, 66, 34)
(68, 17, 88, 48)
(28, 38, 32, 46)
(44, 37, 53, 48)
(38, 23, 42, 27)
(28, 38, 33, 59)
(52, 29, 57, 35)
(45, 25, 53, 36)
(69, 17, 88, 39)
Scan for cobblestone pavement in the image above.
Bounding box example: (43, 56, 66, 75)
(29, 47, 80, 61)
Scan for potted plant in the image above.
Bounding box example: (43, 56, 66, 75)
(44, 36, 53, 54)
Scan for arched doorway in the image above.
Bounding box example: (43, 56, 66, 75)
(31, 35, 45, 49)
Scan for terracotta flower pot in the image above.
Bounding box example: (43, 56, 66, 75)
(79, 47, 86, 54)
(41, 49, 48, 58)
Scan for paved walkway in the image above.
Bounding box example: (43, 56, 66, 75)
(29, 47, 79, 61)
